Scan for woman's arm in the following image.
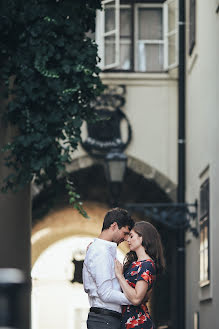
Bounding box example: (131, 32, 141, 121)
(114, 259, 148, 306)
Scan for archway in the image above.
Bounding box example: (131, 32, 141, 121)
(32, 156, 178, 329)
(31, 234, 126, 329)
(31, 203, 129, 329)
(32, 202, 130, 266)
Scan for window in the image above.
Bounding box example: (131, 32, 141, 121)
(96, 0, 178, 72)
(135, 4, 164, 72)
(189, 0, 196, 55)
(199, 178, 210, 285)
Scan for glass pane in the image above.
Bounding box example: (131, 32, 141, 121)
(105, 36, 115, 66)
(138, 8, 163, 40)
(204, 249, 208, 281)
(168, 0, 176, 32)
(118, 42, 131, 70)
(120, 8, 131, 37)
(168, 34, 176, 65)
(200, 228, 204, 282)
(204, 225, 208, 249)
(105, 5, 115, 33)
(109, 161, 126, 182)
(137, 43, 164, 72)
(200, 252, 204, 282)
(204, 225, 209, 280)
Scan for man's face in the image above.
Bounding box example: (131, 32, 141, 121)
(112, 224, 130, 245)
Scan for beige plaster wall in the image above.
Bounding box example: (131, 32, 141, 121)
(71, 73, 178, 185)
(185, 1, 219, 329)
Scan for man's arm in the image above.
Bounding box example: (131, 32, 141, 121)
(87, 249, 131, 305)
(97, 279, 131, 305)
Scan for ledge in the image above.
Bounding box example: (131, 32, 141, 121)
(199, 280, 213, 302)
(100, 71, 178, 85)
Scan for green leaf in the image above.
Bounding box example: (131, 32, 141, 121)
(0, 0, 103, 219)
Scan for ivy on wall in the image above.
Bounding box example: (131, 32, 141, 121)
(0, 0, 103, 216)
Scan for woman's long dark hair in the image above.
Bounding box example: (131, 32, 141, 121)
(123, 221, 165, 275)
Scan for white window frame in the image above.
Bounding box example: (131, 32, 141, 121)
(118, 4, 132, 70)
(134, 3, 165, 72)
(164, 0, 179, 70)
(96, 0, 120, 70)
(199, 178, 210, 287)
(96, 0, 179, 72)
(198, 167, 212, 302)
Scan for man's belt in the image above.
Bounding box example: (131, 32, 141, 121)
(90, 307, 122, 320)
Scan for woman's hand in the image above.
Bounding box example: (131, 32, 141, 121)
(114, 259, 124, 279)
(114, 259, 149, 306)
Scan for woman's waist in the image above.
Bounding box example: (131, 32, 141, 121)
(122, 303, 149, 313)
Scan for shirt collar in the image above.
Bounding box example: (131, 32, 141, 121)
(94, 238, 117, 257)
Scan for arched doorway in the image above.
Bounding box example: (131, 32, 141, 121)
(31, 235, 126, 329)
(31, 203, 128, 329)
(32, 157, 178, 329)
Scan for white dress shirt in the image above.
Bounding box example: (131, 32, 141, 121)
(83, 238, 131, 313)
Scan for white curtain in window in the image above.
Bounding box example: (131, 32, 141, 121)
(138, 43, 163, 72)
(119, 43, 131, 70)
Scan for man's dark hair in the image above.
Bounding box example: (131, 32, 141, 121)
(102, 208, 134, 231)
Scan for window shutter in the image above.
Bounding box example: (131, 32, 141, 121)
(164, 0, 179, 70)
(96, 0, 120, 70)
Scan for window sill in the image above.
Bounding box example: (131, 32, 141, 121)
(199, 280, 210, 288)
(199, 280, 212, 302)
(100, 71, 178, 83)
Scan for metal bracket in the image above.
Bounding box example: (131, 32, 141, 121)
(125, 201, 199, 237)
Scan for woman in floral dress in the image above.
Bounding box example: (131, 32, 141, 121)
(115, 221, 165, 329)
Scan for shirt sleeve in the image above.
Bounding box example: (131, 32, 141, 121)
(137, 261, 156, 290)
(98, 280, 132, 305)
(87, 246, 131, 305)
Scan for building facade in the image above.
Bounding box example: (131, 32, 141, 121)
(69, 1, 219, 328)
(32, 2, 180, 328)
(1, 0, 218, 328)
(185, 0, 219, 328)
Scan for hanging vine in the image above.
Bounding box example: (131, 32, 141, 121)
(0, 0, 103, 217)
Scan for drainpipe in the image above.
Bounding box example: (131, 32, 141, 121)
(177, 0, 186, 329)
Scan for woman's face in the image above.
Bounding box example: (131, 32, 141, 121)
(127, 229, 143, 251)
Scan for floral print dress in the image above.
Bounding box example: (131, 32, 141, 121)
(121, 259, 156, 329)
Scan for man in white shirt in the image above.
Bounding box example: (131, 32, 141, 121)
(83, 208, 134, 329)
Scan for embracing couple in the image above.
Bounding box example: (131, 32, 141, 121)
(83, 208, 165, 329)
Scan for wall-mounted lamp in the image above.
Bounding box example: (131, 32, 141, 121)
(105, 149, 127, 207)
